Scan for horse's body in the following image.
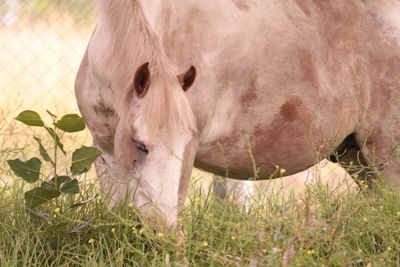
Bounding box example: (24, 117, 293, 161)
(75, 0, 400, 227)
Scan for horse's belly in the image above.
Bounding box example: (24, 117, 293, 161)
(195, 132, 334, 180)
(195, 106, 354, 179)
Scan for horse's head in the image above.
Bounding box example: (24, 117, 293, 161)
(113, 61, 198, 228)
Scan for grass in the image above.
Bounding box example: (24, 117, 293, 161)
(1, 172, 400, 266)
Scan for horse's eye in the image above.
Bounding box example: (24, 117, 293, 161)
(132, 139, 149, 154)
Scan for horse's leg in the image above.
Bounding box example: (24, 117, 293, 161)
(213, 176, 254, 209)
(213, 176, 227, 199)
(354, 125, 400, 185)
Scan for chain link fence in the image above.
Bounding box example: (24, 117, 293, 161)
(0, 1, 97, 180)
(0, 0, 95, 114)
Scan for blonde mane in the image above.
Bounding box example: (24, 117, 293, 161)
(95, 0, 197, 140)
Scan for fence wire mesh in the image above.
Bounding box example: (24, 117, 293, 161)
(0, 0, 95, 114)
(0, 1, 97, 179)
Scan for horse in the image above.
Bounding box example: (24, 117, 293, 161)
(75, 0, 400, 228)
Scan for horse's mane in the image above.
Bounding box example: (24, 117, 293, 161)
(96, 0, 197, 140)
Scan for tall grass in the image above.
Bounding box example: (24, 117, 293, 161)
(1, 171, 400, 266)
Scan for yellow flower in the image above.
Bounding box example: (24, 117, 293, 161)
(231, 235, 237, 241)
(111, 228, 116, 234)
(307, 249, 315, 255)
(54, 207, 61, 214)
(157, 232, 165, 238)
(131, 227, 137, 234)
(203, 241, 208, 247)
(279, 168, 287, 175)
(262, 249, 267, 254)
(128, 203, 133, 208)
(88, 239, 95, 244)
(139, 228, 146, 234)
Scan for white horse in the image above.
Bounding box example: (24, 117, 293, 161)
(75, 0, 400, 228)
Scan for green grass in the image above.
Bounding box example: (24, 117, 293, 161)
(1, 175, 400, 266)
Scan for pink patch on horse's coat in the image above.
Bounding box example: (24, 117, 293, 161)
(240, 78, 258, 111)
(280, 99, 299, 122)
(298, 50, 319, 90)
(294, 0, 311, 17)
(232, 0, 251, 11)
(196, 96, 321, 178)
(250, 96, 319, 173)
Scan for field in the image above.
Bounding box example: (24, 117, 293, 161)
(1, 19, 400, 267)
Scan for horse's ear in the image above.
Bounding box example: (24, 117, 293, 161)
(134, 62, 151, 98)
(178, 65, 196, 91)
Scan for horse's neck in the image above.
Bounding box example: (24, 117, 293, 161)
(94, 0, 162, 59)
(140, 0, 165, 31)
(95, 0, 165, 32)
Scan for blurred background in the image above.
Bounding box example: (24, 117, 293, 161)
(0, 0, 96, 183)
(0, 0, 95, 113)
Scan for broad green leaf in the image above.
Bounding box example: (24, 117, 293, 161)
(42, 176, 72, 190)
(44, 126, 66, 155)
(33, 136, 54, 165)
(70, 146, 101, 175)
(60, 179, 80, 194)
(25, 187, 61, 208)
(7, 158, 42, 183)
(54, 114, 86, 133)
(15, 110, 44, 127)
(41, 181, 55, 190)
(50, 175, 71, 189)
